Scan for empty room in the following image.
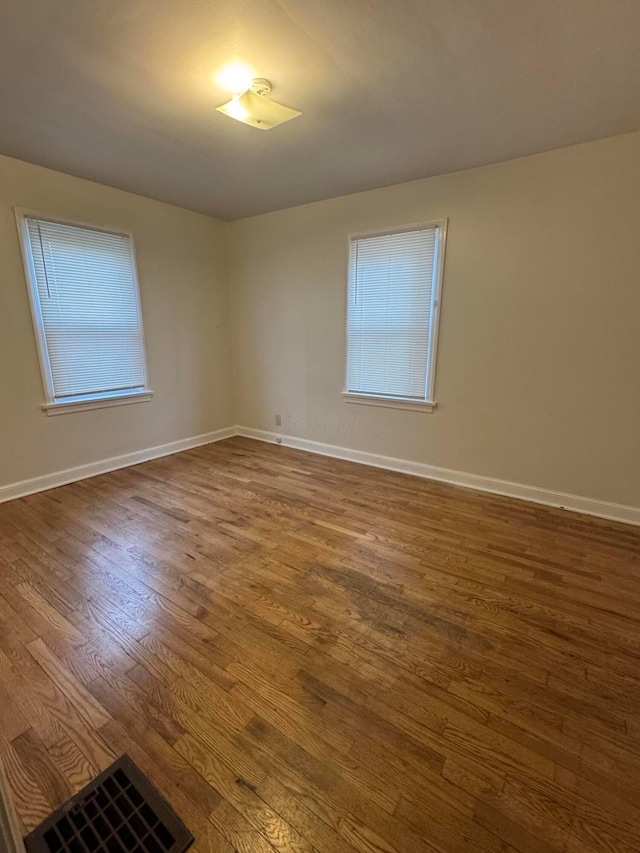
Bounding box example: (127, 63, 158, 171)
(1, 2, 640, 852)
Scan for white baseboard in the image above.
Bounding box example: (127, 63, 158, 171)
(2, 424, 638, 527)
(236, 426, 640, 527)
(0, 426, 236, 504)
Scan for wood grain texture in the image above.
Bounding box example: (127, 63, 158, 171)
(0, 436, 639, 851)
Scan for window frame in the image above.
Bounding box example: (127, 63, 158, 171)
(15, 209, 153, 416)
(342, 219, 448, 413)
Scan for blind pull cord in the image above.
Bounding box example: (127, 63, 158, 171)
(353, 240, 359, 305)
(36, 222, 52, 298)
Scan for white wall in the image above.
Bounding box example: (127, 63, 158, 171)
(0, 154, 234, 489)
(3, 133, 639, 513)
(229, 131, 640, 509)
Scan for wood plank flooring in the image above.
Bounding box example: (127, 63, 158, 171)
(1, 436, 640, 853)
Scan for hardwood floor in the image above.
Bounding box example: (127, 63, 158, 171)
(1, 437, 640, 853)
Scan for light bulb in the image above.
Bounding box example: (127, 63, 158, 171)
(214, 62, 256, 95)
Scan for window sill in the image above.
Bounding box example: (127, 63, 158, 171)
(342, 392, 437, 412)
(42, 390, 154, 416)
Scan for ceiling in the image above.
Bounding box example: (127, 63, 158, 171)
(1, 1, 640, 220)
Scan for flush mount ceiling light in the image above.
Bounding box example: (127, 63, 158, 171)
(216, 79, 301, 131)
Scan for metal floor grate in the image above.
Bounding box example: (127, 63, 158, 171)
(24, 755, 193, 853)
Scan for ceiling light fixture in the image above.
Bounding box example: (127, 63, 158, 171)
(216, 79, 301, 131)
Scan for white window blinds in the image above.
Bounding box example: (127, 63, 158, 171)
(346, 225, 443, 402)
(23, 217, 147, 403)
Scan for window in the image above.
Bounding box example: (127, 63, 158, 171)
(17, 212, 152, 415)
(344, 221, 446, 412)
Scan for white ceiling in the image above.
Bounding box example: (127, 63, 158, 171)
(1, 1, 640, 220)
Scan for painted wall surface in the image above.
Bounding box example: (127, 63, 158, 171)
(229, 132, 640, 507)
(0, 154, 234, 487)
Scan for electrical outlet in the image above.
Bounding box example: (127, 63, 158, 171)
(275, 414, 282, 427)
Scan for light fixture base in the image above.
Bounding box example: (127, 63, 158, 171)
(250, 78, 272, 97)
